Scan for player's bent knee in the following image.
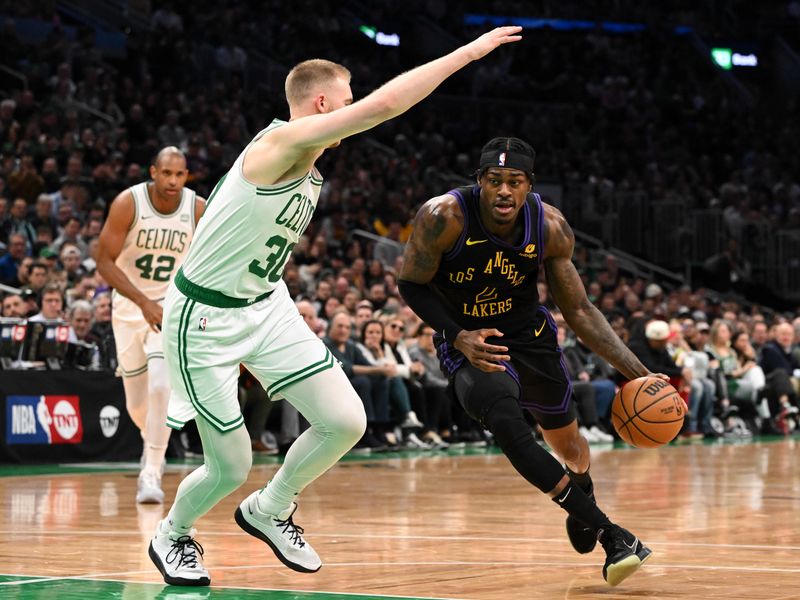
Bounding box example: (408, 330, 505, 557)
(482, 399, 565, 494)
(207, 430, 252, 490)
(336, 400, 367, 443)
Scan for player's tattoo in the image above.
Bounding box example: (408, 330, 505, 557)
(401, 198, 461, 283)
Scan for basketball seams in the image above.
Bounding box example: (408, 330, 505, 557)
(634, 388, 682, 418)
(628, 416, 669, 446)
(612, 377, 683, 446)
(620, 378, 649, 421)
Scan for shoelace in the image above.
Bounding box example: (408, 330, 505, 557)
(273, 515, 306, 548)
(165, 535, 204, 570)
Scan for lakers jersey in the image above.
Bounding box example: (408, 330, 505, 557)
(113, 181, 196, 321)
(177, 119, 323, 302)
(429, 184, 545, 337)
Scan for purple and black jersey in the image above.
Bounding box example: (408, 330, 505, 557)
(431, 185, 574, 426)
(430, 184, 545, 338)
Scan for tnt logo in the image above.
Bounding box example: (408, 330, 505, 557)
(6, 395, 83, 445)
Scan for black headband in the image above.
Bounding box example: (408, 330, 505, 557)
(478, 149, 534, 177)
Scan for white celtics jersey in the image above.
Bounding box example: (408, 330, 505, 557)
(113, 181, 196, 319)
(179, 119, 323, 301)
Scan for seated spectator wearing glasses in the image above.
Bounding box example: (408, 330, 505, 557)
(29, 282, 66, 322)
(356, 319, 425, 444)
(323, 311, 394, 451)
(354, 319, 404, 449)
(380, 315, 434, 449)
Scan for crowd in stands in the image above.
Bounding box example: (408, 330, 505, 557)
(0, 3, 799, 451)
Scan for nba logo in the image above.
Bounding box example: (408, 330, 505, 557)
(498, 152, 506, 166)
(198, 317, 208, 331)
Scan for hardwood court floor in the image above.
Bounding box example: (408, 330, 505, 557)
(1, 438, 800, 599)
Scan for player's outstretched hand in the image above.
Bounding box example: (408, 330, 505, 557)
(454, 328, 510, 373)
(461, 26, 522, 62)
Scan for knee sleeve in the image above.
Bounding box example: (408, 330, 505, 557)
(454, 366, 565, 494)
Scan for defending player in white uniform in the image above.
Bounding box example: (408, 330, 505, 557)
(97, 147, 205, 504)
(146, 27, 523, 587)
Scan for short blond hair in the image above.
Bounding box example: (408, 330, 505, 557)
(285, 59, 351, 107)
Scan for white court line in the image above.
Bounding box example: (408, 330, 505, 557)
(0, 569, 157, 586)
(0, 572, 463, 599)
(2, 557, 800, 591)
(5, 529, 800, 552)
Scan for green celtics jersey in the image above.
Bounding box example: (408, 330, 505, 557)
(179, 119, 323, 300)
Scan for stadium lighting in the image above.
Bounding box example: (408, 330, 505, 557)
(711, 47, 733, 70)
(359, 25, 399, 46)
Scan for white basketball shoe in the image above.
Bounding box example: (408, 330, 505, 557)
(234, 491, 321, 573)
(148, 520, 210, 586)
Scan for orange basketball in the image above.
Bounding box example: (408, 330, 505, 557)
(611, 376, 685, 448)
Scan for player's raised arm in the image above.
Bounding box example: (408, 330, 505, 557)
(543, 204, 649, 380)
(247, 26, 521, 181)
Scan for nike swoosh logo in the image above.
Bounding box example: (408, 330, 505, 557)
(557, 487, 571, 503)
(465, 238, 487, 246)
(141, 215, 154, 219)
(623, 538, 638, 552)
(534, 320, 546, 337)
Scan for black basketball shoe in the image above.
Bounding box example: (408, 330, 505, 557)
(599, 524, 652, 586)
(565, 484, 597, 554)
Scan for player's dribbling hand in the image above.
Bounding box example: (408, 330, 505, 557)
(462, 26, 523, 61)
(454, 328, 510, 373)
(139, 299, 163, 333)
(648, 372, 689, 411)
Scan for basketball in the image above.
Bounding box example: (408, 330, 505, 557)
(611, 376, 685, 448)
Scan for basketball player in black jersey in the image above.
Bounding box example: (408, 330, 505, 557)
(398, 137, 668, 587)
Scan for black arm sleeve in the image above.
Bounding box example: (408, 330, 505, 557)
(398, 279, 464, 343)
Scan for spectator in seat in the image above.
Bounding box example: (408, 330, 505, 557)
(323, 311, 394, 452)
(1, 292, 25, 317)
(408, 323, 453, 448)
(29, 282, 65, 321)
(26, 261, 49, 295)
(628, 319, 697, 438)
(67, 299, 94, 343)
(707, 320, 770, 426)
(556, 318, 615, 443)
(0, 233, 27, 286)
(759, 323, 800, 431)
